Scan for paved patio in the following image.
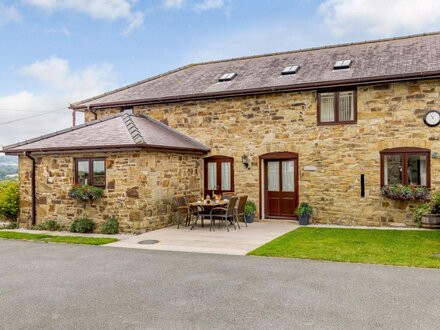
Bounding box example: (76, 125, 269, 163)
(106, 221, 297, 255)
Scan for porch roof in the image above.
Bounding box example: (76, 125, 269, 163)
(2, 113, 210, 155)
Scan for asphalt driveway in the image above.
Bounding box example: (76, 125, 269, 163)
(0, 240, 439, 330)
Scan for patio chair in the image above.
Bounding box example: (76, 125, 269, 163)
(172, 194, 191, 229)
(235, 194, 248, 228)
(186, 194, 208, 229)
(210, 196, 238, 232)
(221, 192, 235, 200)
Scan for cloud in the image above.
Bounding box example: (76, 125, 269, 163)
(23, 0, 144, 32)
(163, 0, 185, 8)
(0, 57, 117, 146)
(0, 3, 21, 27)
(194, 0, 225, 12)
(319, 0, 440, 36)
(163, 0, 227, 12)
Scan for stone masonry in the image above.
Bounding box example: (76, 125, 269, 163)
(85, 79, 440, 227)
(18, 151, 202, 232)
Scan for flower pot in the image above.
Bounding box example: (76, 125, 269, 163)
(245, 213, 254, 223)
(421, 214, 440, 229)
(298, 215, 310, 225)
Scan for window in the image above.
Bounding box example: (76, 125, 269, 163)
(318, 90, 356, 124)
(281, 65, 299, 75)
(380, 148, 430, 187)
(219, 72, 237, 82)
(204, 156, 234, 195)
(75, 158, 106, 187)
(333, 59, 352, 69)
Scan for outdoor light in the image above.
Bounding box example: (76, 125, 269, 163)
(242, 154, 249, 169)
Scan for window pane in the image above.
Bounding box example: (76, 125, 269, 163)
(77, 161, 90, 185)
(93, 160, 106, 186)
(320, 93, 335, 122)
(339, 91, 354, 121)
(221, 162, 231, 191)
(407, 155, 427, 186)
(267, 161, 280, 192)
(384, 155, 402, 185)
(282, 160, 295, 192)
(207, 162, 217, 190)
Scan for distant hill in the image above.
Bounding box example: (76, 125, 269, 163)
(0, 155, 18, 180)
(0, 155, 18, 166)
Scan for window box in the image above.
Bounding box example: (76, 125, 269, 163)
(381, 184, 430, 201)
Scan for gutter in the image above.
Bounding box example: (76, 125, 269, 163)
(24, 152, 36, 226)
(70, 70, 440, 110)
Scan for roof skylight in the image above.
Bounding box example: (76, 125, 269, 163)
(219, 72, 237, 82)
(333, 60, 352, 69)
(281, 65, 299, 75)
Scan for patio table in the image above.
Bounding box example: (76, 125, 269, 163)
(188, 200, 229, 229)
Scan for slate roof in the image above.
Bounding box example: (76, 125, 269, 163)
(2, 113, 210, 154)
(71, 32, 440, 109)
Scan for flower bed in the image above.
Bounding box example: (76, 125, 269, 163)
(381, 184, 430, 201)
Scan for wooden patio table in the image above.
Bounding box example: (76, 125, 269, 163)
(188, 200, 229, 229)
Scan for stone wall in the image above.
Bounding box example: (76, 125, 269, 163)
(18, 151, 202, 232)
(85, 79, 440, 226)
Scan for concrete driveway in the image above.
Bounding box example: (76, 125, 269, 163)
(107, 221, 297, 255)
(0, 240, 439, 330)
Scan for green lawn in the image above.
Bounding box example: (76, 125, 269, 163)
(248, 227, 440, 268)
(0, 231, 118, 245)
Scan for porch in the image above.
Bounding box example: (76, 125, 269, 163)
(106, 221, 297, 255)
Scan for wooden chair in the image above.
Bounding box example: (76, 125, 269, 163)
(235, 194, 248, 228)
(210, 196, 238, 232)
(221, 192, 235, 200)
(172, 194, 190, 229)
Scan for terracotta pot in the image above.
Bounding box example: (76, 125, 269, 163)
(421, 214, 440, 229)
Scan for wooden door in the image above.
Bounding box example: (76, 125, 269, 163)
(204, 156, 234, 196)
(264, 159, 298, 219)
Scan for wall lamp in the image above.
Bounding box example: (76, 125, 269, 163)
(242, 154, 250, 169)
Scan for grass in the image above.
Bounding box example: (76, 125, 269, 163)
(248, 227, 440, 268)
(0, 231, 118, 245)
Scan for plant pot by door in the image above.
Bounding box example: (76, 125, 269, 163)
(421, 214, 440, 229)
(245, 213, 254, 223)
(298, 215, 310, 225)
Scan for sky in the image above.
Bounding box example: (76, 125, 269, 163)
(2, 0, 440, 148)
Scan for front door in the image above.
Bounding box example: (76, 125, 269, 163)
(264, 159, 298, 219)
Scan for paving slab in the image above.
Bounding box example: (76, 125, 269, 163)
(106, 221, 298, 255)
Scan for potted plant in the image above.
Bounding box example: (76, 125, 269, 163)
(244, 201, 256, 223)
(295, 202, 313, 225)
(380, 184, 430, 201)
(419, 192, 440, 229)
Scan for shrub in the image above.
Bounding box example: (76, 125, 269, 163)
(381, 184, 430, 201)
(31, 220, 62, 231)
(431, 192, 440, 214)
(0, 181, 19, 221)
(45, 220, 62, 231)
(101, 217, 119, 234)
(414, 203, 432, 224)
(5, 221, 18, 229)
(69, 217, 95, 233)
(68, 185, 104, 202)
(295, 202, 313, 216)
(244, 201, 257, 215)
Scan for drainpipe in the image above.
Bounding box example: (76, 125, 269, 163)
(24, 152, 36, 226)
(88, 105, 98, 121)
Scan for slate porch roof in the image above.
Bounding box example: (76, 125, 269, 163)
(2, 113, 210, 155)
(71, 32, 440, 110)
